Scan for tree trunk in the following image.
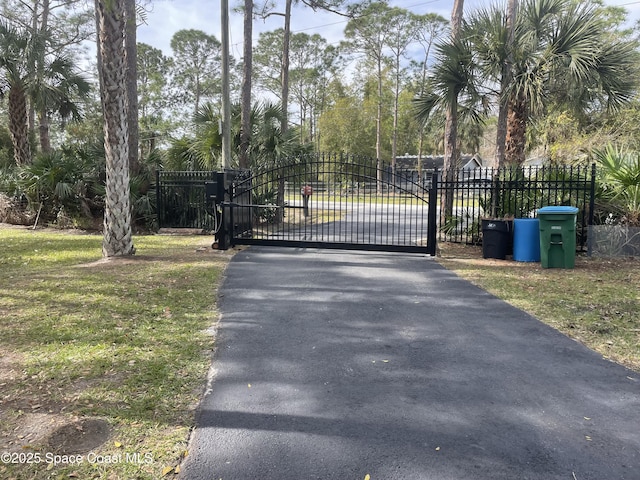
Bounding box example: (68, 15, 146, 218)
(450, 0, 464, 38)
(416, 35, 433, 188)
(494, 0, 517, 168)
(417, 128, 425, 182)
(494, 83, 509, 169)
(275, 0, 292, 224)
(442, 95, 458, 220)
(280, 0, 292, 133)
(95, 0, 135, 257)
(505, 92, 527, 165)
(442, 0, 464, 219)
(40, 0, 51, 150)
(376, 55, 383, 193)
(125, 0, 139, 174)
(38, 109, 52, 153)
(391, 56, 400, 183)
(94, 2, 104, 93)
(194, 73, 201, 116)
(28, 0, 39, 137)
(239, 0, 253, 169)
(8, 84, 31, 166)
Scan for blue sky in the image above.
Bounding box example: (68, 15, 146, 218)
(138, 0, 640, 59)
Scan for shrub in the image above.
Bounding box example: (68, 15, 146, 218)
(0, 193, 34, 225)
(591, 146, 640, 227)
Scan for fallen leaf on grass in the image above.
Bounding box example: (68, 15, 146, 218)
(162, 466, 174, 476)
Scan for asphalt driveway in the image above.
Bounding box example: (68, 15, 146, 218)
(180, 247, 640, 480)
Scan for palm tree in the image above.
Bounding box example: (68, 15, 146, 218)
(0, 21, 39, 166)
(430, 0, 468, 219)
(240, 0, 253, 169)
(445, 0, 464, 168)
(34, 55, 91, 153)
(124, 0, 139, 175)
(0, 21, 91, 164)
(472, 0, 638, 165)
(95, 0, 135, 257)
(167, 101, 308, 171)
(413, 13, 448, 175)
(413, 35, 487, 217)
(464, 2, 515, 168)
(168, 101, 310, 225)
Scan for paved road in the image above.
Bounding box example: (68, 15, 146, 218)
(180, 247, 640, 480)
(268, 201, 429, 248)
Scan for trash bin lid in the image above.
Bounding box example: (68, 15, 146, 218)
(538, 206, 579, 214)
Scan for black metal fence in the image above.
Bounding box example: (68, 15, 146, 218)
(438, 164, 596, 251)
(155, 163, 596, 252)
(226, 153, 436, 254)
(155, 170, 218, 230)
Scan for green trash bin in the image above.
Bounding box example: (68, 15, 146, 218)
(538, 206, 579, 269)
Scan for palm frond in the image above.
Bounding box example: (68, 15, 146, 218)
(413, 92, 440, 126)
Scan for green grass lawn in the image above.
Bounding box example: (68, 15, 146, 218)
(437, 243, 640, 373)
(0, 226, 229, 479)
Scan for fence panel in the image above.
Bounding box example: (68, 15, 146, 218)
(227, 153, 436, 254)
(155, 164, 595, 253)
(156, 170, 218, 230)
(437, 165, 595, 251)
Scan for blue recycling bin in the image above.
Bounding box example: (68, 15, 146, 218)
(513, 218, 541, 262)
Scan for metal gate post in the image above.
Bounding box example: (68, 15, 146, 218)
(427, 170, 439, 256)
(215, 171, 230, 250)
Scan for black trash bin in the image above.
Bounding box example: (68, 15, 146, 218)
(482, 219, 512, 259)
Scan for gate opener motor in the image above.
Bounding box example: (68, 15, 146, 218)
(204, 180, 222, 235)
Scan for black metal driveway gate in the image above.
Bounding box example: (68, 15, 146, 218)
(223, 153, 437, 255)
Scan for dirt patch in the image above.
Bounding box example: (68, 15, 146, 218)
(0, 348, 113, 454)
(0, 388, 106, 455)
(1, 413, 69, 452)
(75, 247, 227, 269)
(75, 255, 161, 268)
(0, 351, 24, 383)
(46, 418, 111, 455)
